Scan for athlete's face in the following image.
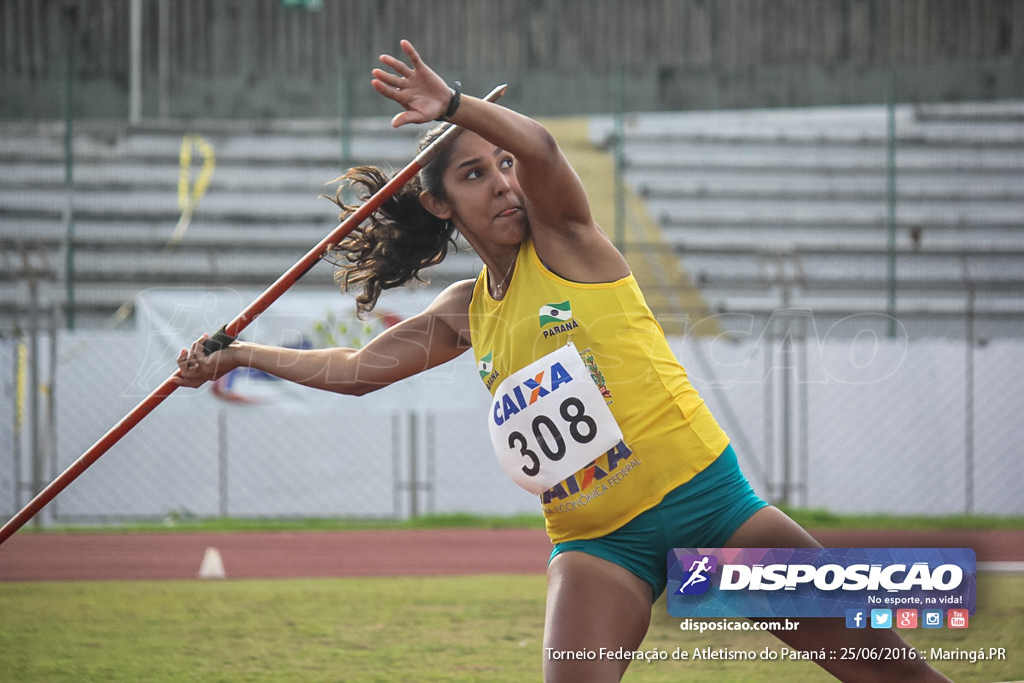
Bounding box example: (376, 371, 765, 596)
(421, 132, 528, 248)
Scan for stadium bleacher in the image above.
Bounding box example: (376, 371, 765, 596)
(0, 118, 481, 331)
(3, 101, 1023, 338)
(592, 101, 1024, 339)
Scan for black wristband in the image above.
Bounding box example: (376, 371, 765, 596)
(436, 81, 462, 121)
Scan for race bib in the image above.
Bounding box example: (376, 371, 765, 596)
(488, 342, 624, 494)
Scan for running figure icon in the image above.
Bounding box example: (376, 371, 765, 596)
(678, 556, 714, 594)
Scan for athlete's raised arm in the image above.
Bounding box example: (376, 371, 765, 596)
(372, 40, 628, 284)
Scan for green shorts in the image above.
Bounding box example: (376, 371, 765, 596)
(549, 445, 768, 600)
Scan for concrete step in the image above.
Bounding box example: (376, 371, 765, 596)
(629, 170, 1024, 203)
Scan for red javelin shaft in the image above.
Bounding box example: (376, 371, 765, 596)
(0, 84, 508, 546)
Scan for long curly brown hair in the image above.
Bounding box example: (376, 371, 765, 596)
(326, 125, 458, 316)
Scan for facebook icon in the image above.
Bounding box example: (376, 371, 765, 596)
(846, 609, 867, 629)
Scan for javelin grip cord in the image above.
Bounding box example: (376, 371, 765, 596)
(0, 83, 508, 547)
(203, 326, 238, 354)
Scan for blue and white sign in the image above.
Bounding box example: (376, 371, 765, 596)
(667, 548, 976, 618)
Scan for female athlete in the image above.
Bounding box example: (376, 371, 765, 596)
(175, 40, 949, 683)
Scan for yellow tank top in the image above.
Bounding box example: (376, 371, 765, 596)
(469, 238, 730, 543)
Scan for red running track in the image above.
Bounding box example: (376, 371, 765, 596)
(1, 528, 1021, 582)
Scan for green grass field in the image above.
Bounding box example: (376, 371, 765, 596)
(1, 573, 1021, 682)
(4, 512, 1023, 680)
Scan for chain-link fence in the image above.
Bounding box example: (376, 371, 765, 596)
(3, 315, 1022, 524)
(597, 99, 1024, 521)
(0, 289, 537, 525)
(668, 332, 1023, 517)
(3, 58, 1023, 526)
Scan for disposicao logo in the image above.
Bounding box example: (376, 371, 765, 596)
(667, 548, 976, 619)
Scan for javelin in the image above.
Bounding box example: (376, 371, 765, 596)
(0, 83, 508, 546)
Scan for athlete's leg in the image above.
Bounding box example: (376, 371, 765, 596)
(725, 506, 952, 682)
(543, 550, 653, 683)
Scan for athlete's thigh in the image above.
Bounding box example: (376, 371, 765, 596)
(724, 506, 950, 682)
(543, 550, 653, 683)
(723, 504, 821, 549)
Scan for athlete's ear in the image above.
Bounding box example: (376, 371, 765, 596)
(420, 191, 452, 220)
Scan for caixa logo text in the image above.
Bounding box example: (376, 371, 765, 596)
(491, 361, 574, 427)
(718, 562, 964, 592)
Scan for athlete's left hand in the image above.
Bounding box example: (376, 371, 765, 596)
(173, 333, 238, 388)
(371, 39, 453, 127)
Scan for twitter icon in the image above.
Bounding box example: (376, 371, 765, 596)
(870, 609, 893, 628)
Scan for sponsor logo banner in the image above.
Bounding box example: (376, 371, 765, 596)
(667, 548, 976, 618)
